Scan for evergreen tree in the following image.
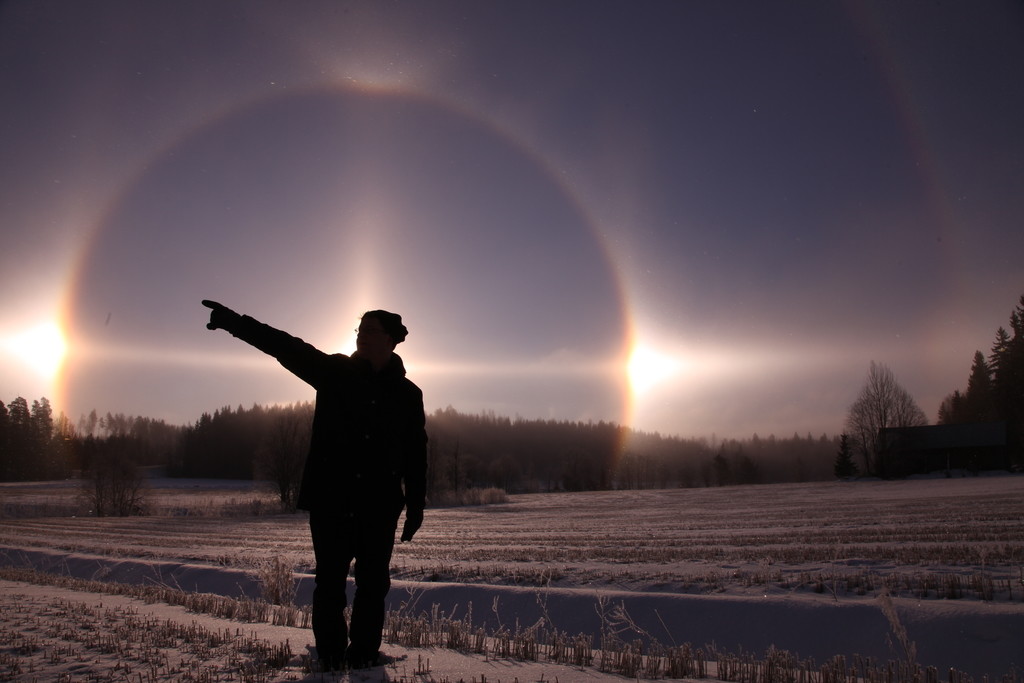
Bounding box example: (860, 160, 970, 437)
(733, 449, 761, 484)
(6, 397, 31, 480)
(0, 400, 8, 479)
(711, 448, 732, 486)
(30, 398, 56, 478)
(963, 351, 997, 422)
(78, 409, 99, 438)
(833, 433, 858, 478)
(937, 390, 964, 425)
(52, 412, 77, 474)
(989, 326, 1011, 382)
(990, 296, 1024, 461)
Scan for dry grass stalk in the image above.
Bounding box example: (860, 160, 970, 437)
(0, 589, 293, 681)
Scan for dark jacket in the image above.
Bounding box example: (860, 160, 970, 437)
(223, 314, 427, 518)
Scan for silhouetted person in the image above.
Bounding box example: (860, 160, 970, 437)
(202, 300, 427, 671)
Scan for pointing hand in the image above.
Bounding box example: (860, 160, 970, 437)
(202, 300, 239, 331)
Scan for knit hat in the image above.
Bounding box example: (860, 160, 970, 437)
(362, 310, 408, 344)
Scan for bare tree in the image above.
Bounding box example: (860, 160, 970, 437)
(80, 436, 149, 516)
(256, 404, 312, 512)
(845, 361, 927, 476)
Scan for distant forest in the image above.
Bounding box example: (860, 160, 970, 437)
(2, 293, 1022, 494)
(0, 396, 839, 493)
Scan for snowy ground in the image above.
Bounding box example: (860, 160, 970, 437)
(3, 577, 629, 682)
(1, 475, 1023, 681)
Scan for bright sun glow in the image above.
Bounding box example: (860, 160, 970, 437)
(627, 343, 682, 397)
(2, 322, 68, 379)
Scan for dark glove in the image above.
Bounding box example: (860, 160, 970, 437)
(400, 508, 423, 542)
(202, 300, 240, 331)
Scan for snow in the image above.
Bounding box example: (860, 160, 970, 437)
(2, 476, 1023, 681)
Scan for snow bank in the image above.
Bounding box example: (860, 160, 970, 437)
(2, 545, 1020, 679)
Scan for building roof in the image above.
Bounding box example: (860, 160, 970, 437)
(880, 422, 1007, 451)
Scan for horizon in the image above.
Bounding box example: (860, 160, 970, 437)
(0, 391, 928, 444)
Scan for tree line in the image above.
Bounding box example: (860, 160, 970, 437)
(425, 407, 836, 493)
(0, 397, 73, 481)
(841, 292, 1024, 477)
(0, 396, 839, 500)
(937, 294, 1024, 435)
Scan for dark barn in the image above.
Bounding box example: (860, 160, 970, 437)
(878, 422, 1009, 477)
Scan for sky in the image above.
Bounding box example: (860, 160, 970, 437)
(1, 1, 1022, 440)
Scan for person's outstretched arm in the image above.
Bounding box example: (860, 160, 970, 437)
(202, 299, 337, 388)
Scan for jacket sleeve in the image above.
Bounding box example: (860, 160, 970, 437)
(403, 387, 429, 512)
(222, 313, 340, 389)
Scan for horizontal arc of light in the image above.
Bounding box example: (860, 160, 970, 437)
(68, 341, 623, 378)
(408, 359, 622, 377)
(67, 344, 280, 370)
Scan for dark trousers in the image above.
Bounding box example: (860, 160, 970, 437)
(308, 510, 398, 665)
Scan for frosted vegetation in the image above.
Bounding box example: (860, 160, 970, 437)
(2, 475, 1023, 680)
(4, 477, 1023, 590)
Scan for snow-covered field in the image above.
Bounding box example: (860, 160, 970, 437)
(1, 475, 1022, 681)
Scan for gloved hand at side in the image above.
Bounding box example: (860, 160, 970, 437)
(400, 508, 423, 542)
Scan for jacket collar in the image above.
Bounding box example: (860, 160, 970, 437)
(352, 351, 407, 379)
